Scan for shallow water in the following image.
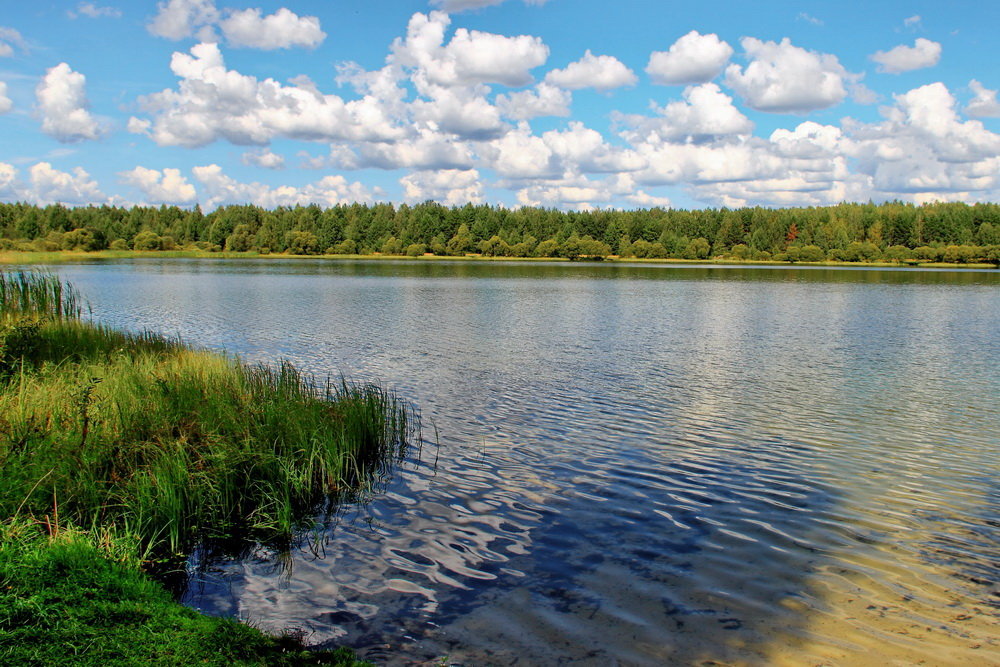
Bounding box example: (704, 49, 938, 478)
(41, 259, 1000, 664)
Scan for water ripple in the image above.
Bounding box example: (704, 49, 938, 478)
(42, 259, 1000, 665)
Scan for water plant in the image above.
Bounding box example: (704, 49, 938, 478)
(0, 271, 410, 664)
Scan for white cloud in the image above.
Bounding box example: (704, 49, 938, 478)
(390, 11, 548, 88)
(0, 164, 18, 203)
(219, 8, 325, 50)
(797, 13, 823, 26)
(193, 164, 375, 209)
(483, 124, 559, 178)
(724, 37, 853, 113)
(322, 129, 475, 171)
(36, 63, 104, 143)
(646, 31, 733, 85)
(0, 82, 11, 114)
(400, 169, 483, 206)
(68, 3, 122, 19)
(148, 0, 219, 40)
(28, 162, 105, 205)
(127, 116, 152, 134)
(542, 122, 645, 174)
(241, 148, 286, 169)
(616, 83, 753, 143)
(544, 50, 637, 92)
(481, 120, 643, 180)
(871, 38, 941, 74)
(513, 172, 654, 210)
(903, 15, 922, 28)
(495, 82, 571, 120)
(119, 166, 197, 204)
(136, 43, 407, 147)
(850, 83, 879, 105)
(429, 0, 549, 12)
(0, 26, 26, 57)
(966, 80, 1000, 118)
(411, 85, 507, 139)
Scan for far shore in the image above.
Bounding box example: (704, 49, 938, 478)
(0, 249, 996, 270)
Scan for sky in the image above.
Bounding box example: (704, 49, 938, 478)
(0, 0, 998, 211)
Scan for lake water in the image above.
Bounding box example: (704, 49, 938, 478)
(39, 259, 1000, 665)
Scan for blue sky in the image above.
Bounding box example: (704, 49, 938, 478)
(0, 0, 998, 210)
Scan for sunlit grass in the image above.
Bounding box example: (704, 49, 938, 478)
(0, 270, 409, 663)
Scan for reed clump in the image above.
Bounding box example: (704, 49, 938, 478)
(0, 271, 408, 664)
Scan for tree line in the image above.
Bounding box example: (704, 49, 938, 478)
(1, 200, 999, 264)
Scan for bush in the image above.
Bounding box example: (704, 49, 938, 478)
(534, 238, 560, 257)
(380, 236, 403, 255)
(883, 245, 911, 261)
(285, 230, 319, 255)
(682, 237, 711, 260)
(729, 244, 751, 260)
(109, 239, 129, 251)
(132, 231, 163, 251)
(405, 243, 427, 257)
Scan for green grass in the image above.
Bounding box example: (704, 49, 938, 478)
(0, 271, 410, 664)
(0, 270, 85, 319)
(0, 518, 370, 666)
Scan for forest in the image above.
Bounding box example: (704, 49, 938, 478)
(1, 200, 999, 264)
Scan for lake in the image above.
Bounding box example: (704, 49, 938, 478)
(38, 259, 1000, 665)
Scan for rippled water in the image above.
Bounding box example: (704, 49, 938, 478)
(40, 259, 1000, 664)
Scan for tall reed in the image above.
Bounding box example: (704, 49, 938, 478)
(0, 270, 84, 320)
(0, 271, 412, 560)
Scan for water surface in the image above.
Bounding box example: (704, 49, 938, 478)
(40, 259, 1000, 665)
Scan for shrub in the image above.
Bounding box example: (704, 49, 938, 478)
(534, 239, 560, 257)
(132, 231, 163, 251)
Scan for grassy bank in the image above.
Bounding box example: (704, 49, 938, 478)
(0, 248, 996, 270)
(0, 271, 410, 665)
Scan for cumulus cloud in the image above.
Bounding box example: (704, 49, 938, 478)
(390, 11, 548, 88)
(871, 38, 941, 74)
(36, 63, 105, 143)
(241, 148, 286, 169)
(842, 84, 1000, 200)
(28, 162, 105, 205)
(135, 43, 408, 147)
(513, 172, 658, 210)
(544, 50, 637, 91)
(541, 122, 645, 174)
(0, 82, 12, 114)
(147, 0, 219, 40)
(192, 164, 375, 209)
(616, 80, 1000, 207)
(0, 26, 26, 58)
(482, 124, 559, 179)
(149, 0, 323, 50)
(219, 7, 325, 50)
(616, 83, 753, 143)
(495, 82, 571, 120)
(400, 168, 484, 206)
(725, 37, 853, 113)
(966, 80, 1000, 118)
(68, 3, 122, 19)
(320, 128, 475, 171)
(646, 31, 733, 85)
(119, 166, 197, 204)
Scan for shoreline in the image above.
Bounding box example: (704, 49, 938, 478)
(1, 249, 996, 270)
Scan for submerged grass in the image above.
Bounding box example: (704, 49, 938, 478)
(0, 271, 410, 664)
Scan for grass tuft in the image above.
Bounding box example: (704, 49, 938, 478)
(0, 271, 408, 664)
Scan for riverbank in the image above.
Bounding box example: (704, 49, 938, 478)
(0, 249, 995, 270)
(0, 271, 408, 665)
